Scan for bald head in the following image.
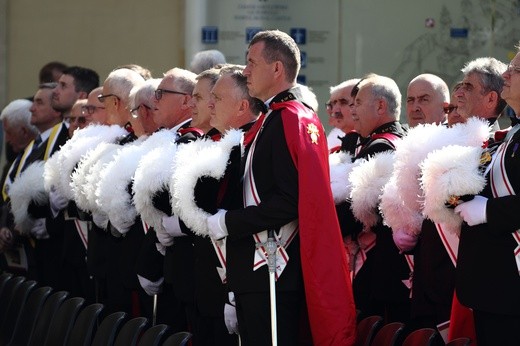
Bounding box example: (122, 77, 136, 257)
(406, 73, 449, 128)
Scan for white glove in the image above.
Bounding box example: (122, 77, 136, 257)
(454, 195, 488, 226)
(30, 218, 49, 239)
(156, 242, 166, 256)
(156, 227, 174, 247)
(137, 274, 164, 296)
(92, 212, 109, 229)
(224, 299, 239, 335)
(392, 229, 418, 253)
(109, 224, 123, 238)
(207, 209, 228, 240)
(162, 215, 185, 237)
(49, 186, 68, 217)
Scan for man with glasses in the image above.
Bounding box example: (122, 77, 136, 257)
(52, 66, 99, 118)
(129, 78, 160, 135)
(65, 99, 90, 137)
(82, 86, 108, 125)
(452, 48, 520, 346)
(453, 57, 507, 133)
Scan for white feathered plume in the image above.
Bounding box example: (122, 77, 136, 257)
(349, 151, 395, 229)
(133, 134, 179, 231)
(9, 161, 47, 234)
(329, 151, 355, 204)
(171, 129, 243, 236)
(420, 144, 486, 234)
(97, 130, 176, 234)
(380, 118, 490, 235)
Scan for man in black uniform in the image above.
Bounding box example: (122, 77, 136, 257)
(454, 50, 520, 346)
(206, 30, 356, 346)
(347, 75, 407, 323)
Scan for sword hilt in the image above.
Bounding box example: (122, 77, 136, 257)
(266, 230, 277, 274)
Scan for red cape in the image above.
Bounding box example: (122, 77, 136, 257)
(272, 101, 357, 345)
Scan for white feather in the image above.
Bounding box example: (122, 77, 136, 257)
(9, 162, 46, 234)
(349, 151, 395, 228)
(420, 145, 486, 233)
(171, 129, 243, 236)
(329, 151, 354, 204)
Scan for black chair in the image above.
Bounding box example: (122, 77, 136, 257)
(0, 275, 25, 326)
(28, 290, 70, 345)
(0, 279, 37, 344)
(114, 317, 148, 346)
(446, 337, 471, 346)
(91, 311, 128, 346)
(44, 296, 85, 346)
(402, 328, 441, 346)
(0, 272, 13, 297)
(66, 303, 104, 346)
(371, 322, 405, 346)
(138, 324, 171, 346)
(355, 315, 383, 346)
(162, 331, 192, 346)
(9, 286, 52, 346)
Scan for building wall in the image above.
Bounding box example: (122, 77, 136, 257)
(4, 0, 185, 101)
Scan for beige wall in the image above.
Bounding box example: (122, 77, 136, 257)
(5, 0, 185, 102)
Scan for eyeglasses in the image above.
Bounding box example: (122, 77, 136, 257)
(81, 105, 105, 115)
(97, 94, 120, 103)
(444, 105, 457, 114)
(506, 63, 520, 74)
(130, 104, 152, 116)
(154, 89, 188, 100)
(64, 116, 88, 125)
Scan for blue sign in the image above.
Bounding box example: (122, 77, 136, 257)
(290, 28, 307, 45)
(246, 27, 263, 43)
(450, 28, 468, 38)
(297, 75, 306, 85)
(300, 52, 307, 69)
(202, 26, 218, 44)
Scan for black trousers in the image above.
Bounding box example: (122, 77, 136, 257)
(473, 309, 520, 346)
(235, 290, 304, 346)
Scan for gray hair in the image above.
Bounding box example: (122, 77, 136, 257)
(363, 75, 402, 119)
(0, 99, 39, 135)
(105, 68, 145, 106)
(190, 50, 227, 74)
(219, 65, 264, 115)
(330, 79, 361, 94)
(163, 68, 197, 95)
(461, 57, 507, 114)
(130, 78, 161, 110)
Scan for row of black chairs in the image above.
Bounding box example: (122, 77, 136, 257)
(355, 315, 472, 346)
(0, 272, 192, 346)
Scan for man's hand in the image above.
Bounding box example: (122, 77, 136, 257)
(30, 218, 49, 239)
(137, 274, 164, 296)
(162, 215, 185, 237)
(455, 195, 488, 226)
(392, 228, 418, 253)
(207, 209, 228, 240)
(49, 186, 68, 217)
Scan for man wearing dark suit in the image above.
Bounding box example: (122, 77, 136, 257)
(454, 50, 520, 346)
(347, 75, 407, 323)
(206, 30, 356, 346)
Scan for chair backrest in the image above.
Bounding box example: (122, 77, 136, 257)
(137, 324, 171, 346)
(66, 303, 104, 346)
(162, 331, 193, 346)
(0, 279, 36, 344)
(0, 275, 25, 327)
(43, 296, 85, 346)
(0, 272, 13, 296)
(355, 315, 383, 346)
(28, 290, 69, 346)
(402, 328, 440, 346)
(114, 317, 148, 346)
(371, 322, 406, 346)
(91, 311, 128, 346)
(9, 286, 53, 346)
(446, 337, 472, 346)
